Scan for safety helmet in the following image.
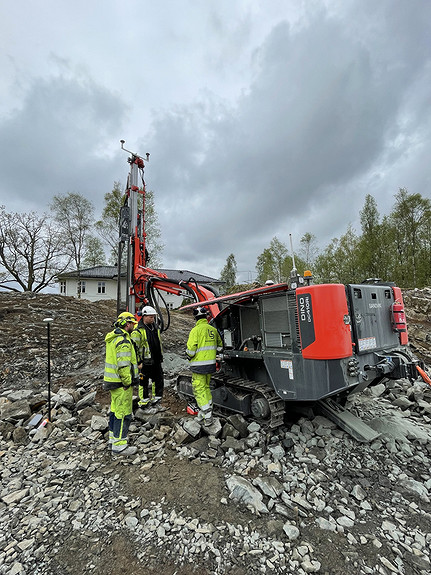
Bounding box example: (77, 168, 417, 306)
(116, 311, 138, 328)
(141, 305, 157, 316)
(193, 306, 208, 319)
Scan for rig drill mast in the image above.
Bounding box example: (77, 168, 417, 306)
(117, 140, 220, 326)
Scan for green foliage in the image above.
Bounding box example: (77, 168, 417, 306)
(313, 225, 361, 284)
(82, 236, 107, 268)
(299, 232, 319, 268)
(256, 248, 275, 284)
(388, 188, 431, 288)
(95, 181, 126, 264)
(50, 192, 95, 273)
(357, 194, 382, 278)
(309, 190, 431, 288)
(256, 236, 307, 284)
(95, 182, 164, 267)
(100, 181, 124, 221)
(144, 189, 164, 268)
(219, 254, 237, 294)
(256, 237, 287, 283)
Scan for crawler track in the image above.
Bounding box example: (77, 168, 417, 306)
(177, 373, 286, 429)
(213, 375, 286, 428)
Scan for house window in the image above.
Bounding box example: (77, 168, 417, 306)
(77, 281, 86, 294)
(98, 281, 106, 294)
(60, 281, 66, 294)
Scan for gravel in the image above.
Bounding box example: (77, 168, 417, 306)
(0, 291, 430, 575)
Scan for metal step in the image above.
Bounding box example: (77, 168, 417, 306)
(316, 398, 381, 443)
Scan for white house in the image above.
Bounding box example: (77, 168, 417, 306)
(56, 266, 223, 309)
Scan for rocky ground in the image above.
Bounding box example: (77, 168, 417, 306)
(0, 289, 431, 575)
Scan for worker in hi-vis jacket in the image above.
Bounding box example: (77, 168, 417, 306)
(103, 311, 139, 456)
(186, 307, 223, 426)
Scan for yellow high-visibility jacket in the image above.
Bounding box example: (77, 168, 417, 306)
(103, 328, 138, 390)
(186, 318, 223, 374)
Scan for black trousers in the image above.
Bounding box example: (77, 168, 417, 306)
(140, 362, 164, 398)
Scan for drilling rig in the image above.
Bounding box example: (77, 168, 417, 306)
(117, 141, 429, 440)
(117, 140, 220, 328)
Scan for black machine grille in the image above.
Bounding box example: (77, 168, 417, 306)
(262, 295, 290, 348)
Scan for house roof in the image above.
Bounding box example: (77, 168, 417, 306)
(156, 269, 223, 285)
(57, 266, 119, 280)
(57, 266, 223, 284)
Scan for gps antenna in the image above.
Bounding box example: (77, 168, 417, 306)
(289, 234, 303, 289)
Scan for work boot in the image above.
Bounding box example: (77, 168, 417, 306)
(151, 396, 162, 405)
(138, 399, 150, 409)
(112, 445, 138, 456)
(203, 415, 214, 427)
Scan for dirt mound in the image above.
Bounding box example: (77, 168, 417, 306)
(403, 287, 431, 364)
(0, 292, 194, 390)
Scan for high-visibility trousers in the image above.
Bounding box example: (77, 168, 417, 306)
(109, 386, 133, 447)
(191, 372, 212, 411)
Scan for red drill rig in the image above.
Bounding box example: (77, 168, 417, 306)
(117, 142, 429, 440)
(116, 140, 220, 327)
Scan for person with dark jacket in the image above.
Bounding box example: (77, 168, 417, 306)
(132, 306, 164, 407)
(103, 312, 139, 456)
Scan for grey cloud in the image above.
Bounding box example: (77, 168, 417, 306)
(1, 1, 430, 282)
(144, 2, 431, 275)
(0, 68, 128, 214)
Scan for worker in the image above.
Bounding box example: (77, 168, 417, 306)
(132, 305, 164, 408)
(186, 306, 223, 426)
(103, 311, 139, 456)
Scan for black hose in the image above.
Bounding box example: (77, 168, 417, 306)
(153, 287, 171, 332)
(143, 276, 219, 332)
(199, 283, 220, 297)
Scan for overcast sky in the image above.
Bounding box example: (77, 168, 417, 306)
(1, 1, 430, 283)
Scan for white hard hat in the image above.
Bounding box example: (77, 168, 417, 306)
(142, 305, 157, 316)
(193, 306, 208, 319)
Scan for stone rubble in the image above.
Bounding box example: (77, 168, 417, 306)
(1, 290, 431, 574)
(1, 375, 431, 575)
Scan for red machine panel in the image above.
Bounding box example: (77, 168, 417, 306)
(391, 286, 408, 345)
(296, 284, 352, 360)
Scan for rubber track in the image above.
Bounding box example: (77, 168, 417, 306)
(211, 375, 286, 429)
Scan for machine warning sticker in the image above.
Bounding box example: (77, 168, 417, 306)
(280, 359, 294, 379)
(358, 337, 377, 352)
